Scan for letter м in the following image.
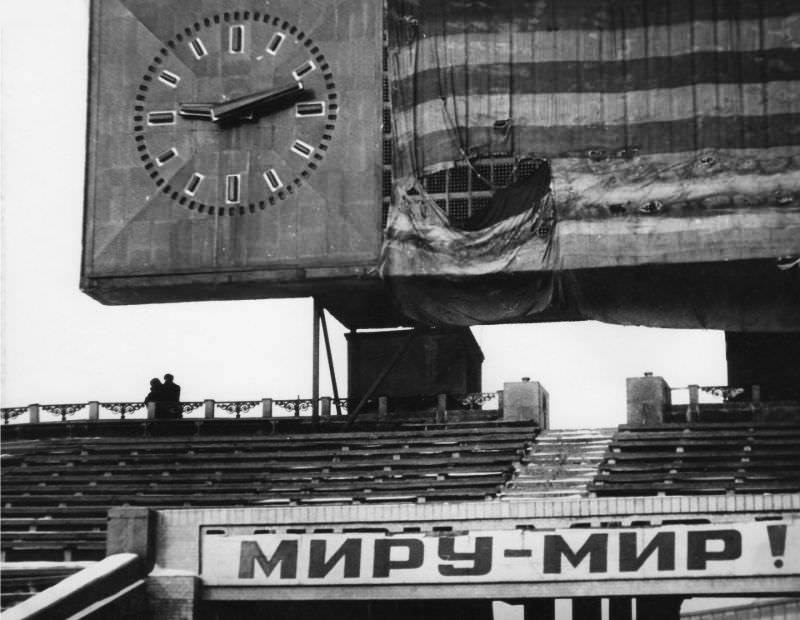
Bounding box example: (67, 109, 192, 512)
(544, 534, 608, 574)
(239, 540, 298, 579)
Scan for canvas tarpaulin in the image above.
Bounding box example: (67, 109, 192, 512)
(379, 163, 557, 326)
(380, 0, 800, 327)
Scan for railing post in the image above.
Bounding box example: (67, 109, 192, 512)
(320, 397, 331, 419)
(204, 399, 215, 419)
(294, 398, 301, 417)
(751, 384, 763, 422)
(436, 393, 447, 423)
(496, 390, 504, 415)
(262, 398, 273, 418)
(88, 401, 100, 421)
(378, 396, 388, 422)
(146, 402, 156, 419)
(28, 404, 40, 424)
(688, 384, 700, 422)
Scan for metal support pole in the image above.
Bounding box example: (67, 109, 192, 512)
(572, 598, 601, 620)
(319, 307, 342, 417)
(609, 597, 632, 620)
(312, 298, 321, 431)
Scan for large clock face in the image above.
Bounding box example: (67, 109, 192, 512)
(134, 10, 338, 216)
(84, 0, 382, 292)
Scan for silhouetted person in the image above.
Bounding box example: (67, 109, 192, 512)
(162, 373, 182, 419)
(144, 378, 170, 419)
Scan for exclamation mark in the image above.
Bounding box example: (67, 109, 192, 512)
(767, 524, 787, 568)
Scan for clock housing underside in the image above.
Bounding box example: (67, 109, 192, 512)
(82, 0, 383, 293)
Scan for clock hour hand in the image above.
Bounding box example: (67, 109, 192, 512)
(178, 82, 305, 122)
(211, 81, 304, 121)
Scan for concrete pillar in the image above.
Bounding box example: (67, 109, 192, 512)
(28, 404, 40, 424)
(503, 378, 549, 426)
(572, 597, 601, 620)
(106, 507, 155, 568)
(204, 399, 215, 419)
(88, 401, 100, 420)
(636, 596, 683, 620)
(262, 398, 273, 418)
(147, 573, 201, 620)
(609, 597, 633, 620)
(626, 374, 671, 425)
(523, 598, 555, 620)
(496, 390, 504, 415)
(378, 396, 388, 422)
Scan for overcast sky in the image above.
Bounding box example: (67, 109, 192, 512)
(0, 0, 728, 428)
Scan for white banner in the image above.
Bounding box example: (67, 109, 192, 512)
(201, 520, 797, 586)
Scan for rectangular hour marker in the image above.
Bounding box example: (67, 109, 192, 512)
(266, 32, 284, 55)
(225, 174, 241, 203)
(156, 148, 178, 166)
(184, 173, 204, 196)
(263, 169, 283, 192)
(189, 38, 208, 59)
(147, 111, 176, 125)
(229, 25, 245, 53)
(158, 70, 180, 88)
(295, 101, 325, 117)
(291, 139, 314, 158)
(292, 60, 316, 81)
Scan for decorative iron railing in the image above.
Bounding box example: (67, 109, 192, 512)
(699, 385, 747, 401)
(99, 402, 148, 419)
(671, 384, 754, 403)
(39, 403, 85, 422)
(0, 396, 353, 424)
(272, 399, 315, 417)
(458, 392, 499, 410)
(215, 401, 261, 418)
(0, 390, 504, 425)
(1, 407, 27, 424)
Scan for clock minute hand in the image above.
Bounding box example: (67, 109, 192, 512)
(211, 81, 304, 121)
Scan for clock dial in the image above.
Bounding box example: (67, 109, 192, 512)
(134, 10, 338, 216)
(84, 0, 382, 290)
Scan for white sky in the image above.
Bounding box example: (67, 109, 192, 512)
(0, 0, 728, 428)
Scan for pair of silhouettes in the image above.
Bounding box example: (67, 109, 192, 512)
(144, 373, 182, 419)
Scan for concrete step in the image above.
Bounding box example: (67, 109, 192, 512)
(502, 427, 616, 500)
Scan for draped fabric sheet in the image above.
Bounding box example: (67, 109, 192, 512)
(381, 0, 800, 327)
(387, 0, 800, 219)
(380, 164, 556, 325)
